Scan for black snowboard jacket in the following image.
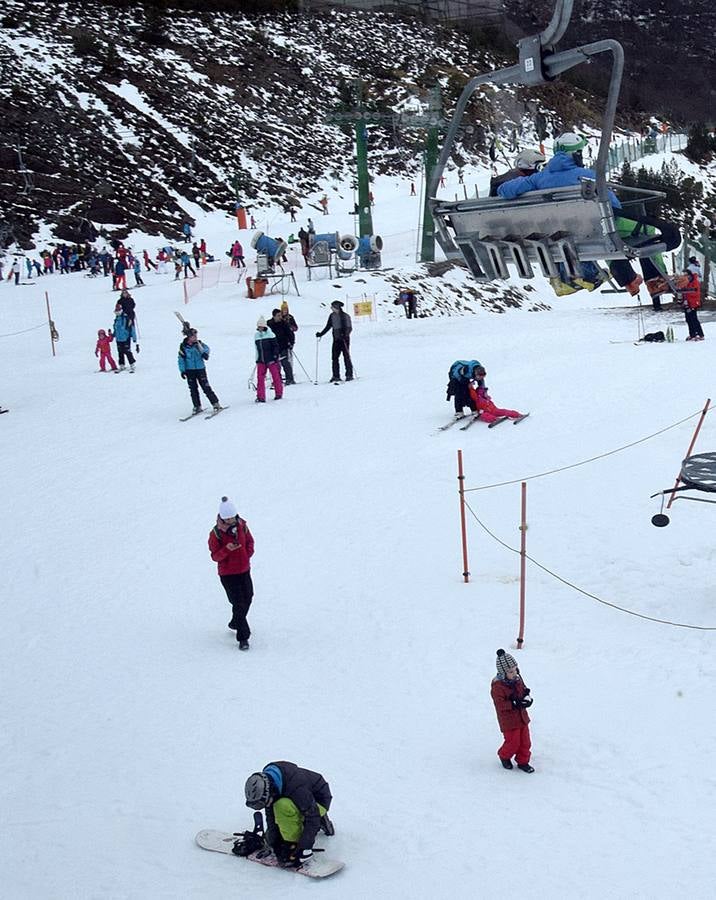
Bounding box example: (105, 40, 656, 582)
(264, 760, 332, 851)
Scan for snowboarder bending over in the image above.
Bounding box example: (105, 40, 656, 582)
(491, 649, 534, 773)
(178, 328, 221, 415)
(446, 360, 482, 418)
(468, 366, 524, 424)
(243, 762, 335, 868)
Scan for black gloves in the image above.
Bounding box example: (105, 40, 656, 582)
(181, 372, 187, 379)
(315, 332, 321, 338)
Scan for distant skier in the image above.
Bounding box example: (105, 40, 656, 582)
(268, 307, 297, 386)
(9, 258, 21, 285)
(132, 256, 144, 287)
(489, 148, 546, 197)
(178, 328, 221, 414)
(142, 249, 156, 271)
(113, 257, 127, 292)
(315, 300, 353, 383)
(112, 304, 137, 373)
(468, 366, 524, 424)
(491, 649, 535, 773)
(180, 251, 197, 279)
(182, 222, 192, 243)
(95, 328, 117, 372)
(243, 761, 334, 867)
(445, 359, 482, 418)
(208, 496, 254, 649)
(254, 316, 283, 402)
(681, 269, 704, 341)
(319, 194, 329, 215)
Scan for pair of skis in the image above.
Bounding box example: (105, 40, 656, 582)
(179, 406, 229, 422)
(440, 412, 529, 432)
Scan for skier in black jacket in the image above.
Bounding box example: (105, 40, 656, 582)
(244, 761, 334, 868)
(315, 300, 353, 383)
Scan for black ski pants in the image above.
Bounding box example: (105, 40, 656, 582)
(279, 350, 295, 384)
(220, 571, 253, 642)
(331, 336, 353, 380)
(185, 369, 218, 409)
(685, 308, 704, 338)
(116, 340, 135, 366)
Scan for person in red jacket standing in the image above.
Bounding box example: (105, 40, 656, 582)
(208, 497, 255, 650)
(681, 270, 704, 341)
(490, 649, 535, 773)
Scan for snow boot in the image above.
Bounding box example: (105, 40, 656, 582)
(193, 406, 203, 415)
(320, 814, 335, 836)
(239, 640, 250, 651)
(549, 277, 579, 297)
(129, 363, 135, 373)
(517, 763, 535, 773)
(500, 758, 513, 770)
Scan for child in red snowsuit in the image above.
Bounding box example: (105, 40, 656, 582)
(468, 367, 523, 424)
(490, 649, 534, 772)
(95, 329, 117, 371)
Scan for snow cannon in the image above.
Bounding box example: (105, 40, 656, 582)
(251, 231, 287, 267)
(355, 234, 383, 270)
(312, 232, 358, 261)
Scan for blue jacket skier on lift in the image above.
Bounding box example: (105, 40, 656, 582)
(497, 133, 680, 297)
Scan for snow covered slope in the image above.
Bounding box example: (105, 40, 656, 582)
(1, 152, 715, 898)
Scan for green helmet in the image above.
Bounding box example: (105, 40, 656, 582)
(554, 133, 588, 154)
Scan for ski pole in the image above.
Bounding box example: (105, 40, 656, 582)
(314, 336, 321, 385)
(292, 349, 312, 382)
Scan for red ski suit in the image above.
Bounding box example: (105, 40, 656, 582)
(469, 383, 521, 424)
(95, 331, 117, 371)
(491, 676, 532, 765)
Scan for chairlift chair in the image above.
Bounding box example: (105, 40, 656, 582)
(650, 453, 716, 527)
(428, 0, 670, 282)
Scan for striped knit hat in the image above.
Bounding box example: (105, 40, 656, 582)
(496, 648, 518, 678)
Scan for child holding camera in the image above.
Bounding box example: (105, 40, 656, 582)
(490, 648, 535, 772)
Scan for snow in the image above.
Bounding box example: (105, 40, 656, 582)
(2, 155, 716, 900)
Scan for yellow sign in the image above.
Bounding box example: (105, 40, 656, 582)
(353, 301, 373, 317)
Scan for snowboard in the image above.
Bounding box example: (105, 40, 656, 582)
(195, 829, 344, 879)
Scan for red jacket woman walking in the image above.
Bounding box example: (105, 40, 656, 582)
(490, 649, 535, 772)
(209, 497, 255, 650)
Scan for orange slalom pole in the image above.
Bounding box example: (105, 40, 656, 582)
(517, 482, 527, 649)
(45, 291, 55, 357)
(457, 449, 470, 583)
(666, 398, 711, 509)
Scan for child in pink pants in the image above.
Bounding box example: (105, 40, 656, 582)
(95, 329, 118, 371)
(468, 367, 523, 424)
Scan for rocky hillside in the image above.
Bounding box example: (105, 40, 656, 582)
(504, 0, 714, 122)
(0, 0, 695, 248)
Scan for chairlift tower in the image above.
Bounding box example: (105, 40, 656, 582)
(396, 86, 445, 263)
(326, 79, 396, 238)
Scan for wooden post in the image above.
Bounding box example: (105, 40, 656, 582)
(45, 291, 56, 357)
(666, 398, 711, 509)
(457, 450, 470, 583)
(517, 482, 527, 649)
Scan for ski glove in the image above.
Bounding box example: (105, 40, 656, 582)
(135, 344, 140, 354)
(181, 372, 187, 379)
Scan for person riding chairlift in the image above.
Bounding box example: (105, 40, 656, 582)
(497, 133, 680, 298)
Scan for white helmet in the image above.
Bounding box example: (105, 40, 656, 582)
(554, 133, 588, 154)
(514, 149, 547, 171)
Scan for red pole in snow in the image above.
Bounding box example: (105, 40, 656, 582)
(666, 398, 711, 509)
(516, 482, 527, 649)
(457, 450, 470, 583)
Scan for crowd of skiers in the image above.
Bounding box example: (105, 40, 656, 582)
(1, 237, 214, 289)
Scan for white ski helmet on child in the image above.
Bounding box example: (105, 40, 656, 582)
(554, 133, 588, 154)
(514, 149, 546, 171)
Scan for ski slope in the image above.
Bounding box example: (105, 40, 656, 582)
(1, 167, 715, 899)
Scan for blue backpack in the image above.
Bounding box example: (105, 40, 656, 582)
(449, 359, 482, 383)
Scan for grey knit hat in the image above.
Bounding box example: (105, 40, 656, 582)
(496, 648, 518, 678)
